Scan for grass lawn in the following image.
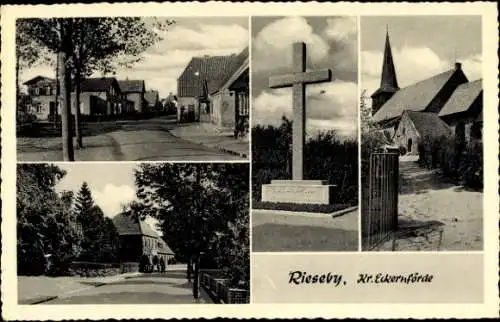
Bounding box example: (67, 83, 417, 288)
(252, 223, 358, 252)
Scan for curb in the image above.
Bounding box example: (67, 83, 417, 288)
(252, 206, 359, 218)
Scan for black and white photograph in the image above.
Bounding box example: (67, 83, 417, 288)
(360, 16, 483, 251)
(250, 16, 359, 252)
(16, 17, 249, 162)
(16, 163, 250, 304)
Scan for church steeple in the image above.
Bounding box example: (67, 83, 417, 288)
(371, 28, 400, 115)
(380, 28, 399, 90)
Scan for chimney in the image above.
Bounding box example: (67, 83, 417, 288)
(455, 62, 462, 70)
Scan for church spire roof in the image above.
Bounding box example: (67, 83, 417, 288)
(380, 29, 399, 91)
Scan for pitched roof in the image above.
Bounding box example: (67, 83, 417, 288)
(156, 238, 175, 255)
(80, 77, 118, 92)
(438, 79, 482, 117)
(112, 212, 174, 255)
(210, 47, 249, 94)
(112, 212, 158, 237)
(177, 48, 248, 98)
(23, 76, 55, 85)
(118, 80, 145, 93)
(373, 69, 461, 122)
(144, 90, 159, 105)
(405, 110, 452, 138)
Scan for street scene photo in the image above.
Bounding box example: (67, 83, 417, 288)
(360, 16, 483, 251)
(17, 162, 250, 304)
(250, 16, 359, 251)
(16, 17, 249, 161)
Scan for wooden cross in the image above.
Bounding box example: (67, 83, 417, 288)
(269, 42, 332, 180)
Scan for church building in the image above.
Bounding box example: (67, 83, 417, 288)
(371, 31, 483, 153)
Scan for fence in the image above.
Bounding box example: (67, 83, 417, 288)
(362, 153, 399, 250)
(200, 271, 249, 304)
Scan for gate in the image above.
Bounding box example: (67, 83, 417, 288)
(363, 153, 399, 250)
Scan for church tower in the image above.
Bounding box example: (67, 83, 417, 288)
(371, 29, 399, 115)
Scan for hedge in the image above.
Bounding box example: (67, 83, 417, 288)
(253, 201, 350, 213)
(418, 134, 483, 189)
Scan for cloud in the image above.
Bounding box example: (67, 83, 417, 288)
(323, 16, 357, 42)
(253, 80, 358, 138)
(253, 17, 329, 72)
(153, 23, 248, 52)
(361, 46, 482, 106)
(20, 21, 248, 98)
(92, 184, 136, 218)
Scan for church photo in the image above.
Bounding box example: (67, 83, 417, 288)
(360, 16, 483, 251)
(250, 16, 359, 252)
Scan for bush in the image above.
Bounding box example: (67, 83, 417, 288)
(418, 134, 482, 189)
(252, 118, 358, 206)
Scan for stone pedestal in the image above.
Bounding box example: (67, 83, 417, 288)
(261, 180, 336, 205)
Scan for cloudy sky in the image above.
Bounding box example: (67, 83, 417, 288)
(251, 16, 358, 139)
(55, 163, 161, 234)
(20, 17, 249, 98)
(361, 16, 482, 107)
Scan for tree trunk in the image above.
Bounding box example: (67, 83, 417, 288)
(16, 54, 20, 121)
(54, 54, 59, 129)
(187, 258, 192, 282)
(74, 64, 83, 148)
(192, 253, 200, 299)
(58, 50, 74, 161)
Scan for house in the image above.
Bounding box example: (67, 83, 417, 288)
(208, 47, 249, 135)
(74, 77, 124, 116)
(177, 52, 242, 123)
(23, 76, 130, 120)
(112, 212, 175, 267)
(177, 48, 249, 135)
(22, 76, 57, 120)
(438, 79, 483, 141)
(118, 80, 147, 113)
(144, 90, 160, 111)
(371, 30, 482, 153)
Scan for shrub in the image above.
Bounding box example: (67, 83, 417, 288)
(418, 134, 482, 189)
(252, 118, 358, 206)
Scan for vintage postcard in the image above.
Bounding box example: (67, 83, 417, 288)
(1, 1, 498, 320)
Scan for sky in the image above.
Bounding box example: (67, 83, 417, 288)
(361, 16, 482, 107)
(251, 16, 358, 139)
(55, 163, 161, 234)
(19, 17, 249, 98)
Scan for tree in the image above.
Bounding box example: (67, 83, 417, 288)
(15, 20, 42, 107)
(17, 164, 80, 275)
(74, 182, 120, 262)
(69, 18, 174, 148)
(19, 18, 174, 154)
(134, 163, 250, 297)
(74, 181, 94, 215)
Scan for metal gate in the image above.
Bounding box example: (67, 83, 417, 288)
(363, 153, 399, 249)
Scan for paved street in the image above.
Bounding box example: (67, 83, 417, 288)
(17, 116, 244, 161)
(37, 269, 212, 304)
